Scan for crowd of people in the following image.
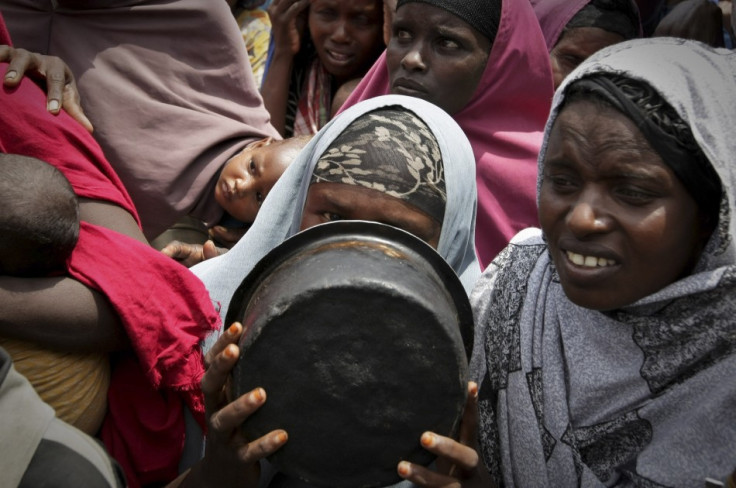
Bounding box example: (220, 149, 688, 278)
(0, 0, 734, 487)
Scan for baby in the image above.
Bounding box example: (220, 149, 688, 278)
(164, 135, 311, 266)
(0, 153, 108, 435)
(0, 153, 79, 276)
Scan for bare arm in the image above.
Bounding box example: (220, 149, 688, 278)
(260, 0, 309, 136)
(0, 199, 144, 352)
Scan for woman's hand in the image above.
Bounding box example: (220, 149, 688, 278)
(161, 240, 226, 267)
(397, 382, 497, 488)
(267, 0, 310, 55)
(173, 323, 288, 488)
(208, 225, 248, 249)
(0, 46, 93, 132)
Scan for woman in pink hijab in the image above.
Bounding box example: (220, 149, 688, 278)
(531, 0, 641, 88)
(340, 0, 554, 268)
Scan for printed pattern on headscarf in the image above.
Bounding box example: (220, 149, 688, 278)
(471, 39, 736, 487)
(311, 107, 446, 223)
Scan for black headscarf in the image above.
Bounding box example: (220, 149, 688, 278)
(396, 0, 502, 43)
(567, 0, 641, 40)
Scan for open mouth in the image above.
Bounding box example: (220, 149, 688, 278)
(566, 251, 616, 268)
(326, 49, 354, 65)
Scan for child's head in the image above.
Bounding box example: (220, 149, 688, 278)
(0, 153, 80, 276)
(215, 136, 312, 223)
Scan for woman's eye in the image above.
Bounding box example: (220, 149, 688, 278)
(438, 37, 460, 49)
(395, 29, 412, 42)
(256, 192, 263, 204)
(249, 160, 256, 173)
(353, 14, 370, 27)
(315, 8, 336, 20)
(324, 212, 343, 221)
(616, 186, 655, 203)
(545, 173, 577, 191)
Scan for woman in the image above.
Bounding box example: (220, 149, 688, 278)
(531, 0, 641, 89)
(187, 93, 479, 487)
(0, 0, 280, 241)
(193, 93, 480, 322)
(339, 0, 554, 268)
(398, 38, 736, 486)
(0, 14, 222, 488)
(262, 0, 385, 137)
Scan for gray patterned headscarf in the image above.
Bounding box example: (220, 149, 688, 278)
(311, 107, 446, 224)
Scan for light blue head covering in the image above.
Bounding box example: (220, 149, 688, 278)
(193, 94, 480, 325)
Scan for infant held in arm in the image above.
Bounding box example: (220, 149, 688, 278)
(162, 135, 311, 267)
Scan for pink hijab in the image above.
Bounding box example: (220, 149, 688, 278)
(531, 0, 592, 50)
(341, 0, 553, 268)
(531, 0, 643, 51)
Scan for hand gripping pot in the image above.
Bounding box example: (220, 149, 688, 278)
(227, 220, 473, 488)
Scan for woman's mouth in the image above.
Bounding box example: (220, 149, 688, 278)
(326, 49, 354, 66)
(566, 251, 616, 268)
(392, 78, 427, 96)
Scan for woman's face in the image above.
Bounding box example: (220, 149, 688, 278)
(300, 182, 441, 248)
(308, 0, 384, 85)
(386, 3, 491, 115)
(550, 27, 625, 89)
(539, 98, 708, 311)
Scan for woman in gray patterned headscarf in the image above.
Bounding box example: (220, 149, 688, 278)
(393, 38, 736, 487)
(187, 94, 480, 483)
(194, 92, 479, 333)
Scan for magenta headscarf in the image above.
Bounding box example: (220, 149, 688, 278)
(531, 0, 643, 51)
(340, 0, 553, 268)
(531, 0, 592, 49)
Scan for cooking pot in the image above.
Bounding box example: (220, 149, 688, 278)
(228, 220, 473, 488)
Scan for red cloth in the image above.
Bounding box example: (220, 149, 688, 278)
(0, 16, 221, 485)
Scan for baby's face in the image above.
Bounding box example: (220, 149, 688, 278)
(215, 138, 294, 223)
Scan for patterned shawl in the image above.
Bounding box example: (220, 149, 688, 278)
(470, 38, 736, 487)
(311, 106, 446, 223)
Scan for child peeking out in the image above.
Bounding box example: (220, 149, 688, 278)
(163, 134, 312, 266)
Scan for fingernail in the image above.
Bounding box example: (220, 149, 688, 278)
(250, 387, 265, 403)
(275, 431, 288, 443)
(48, 99, 60, 111)
(4, 70, 17, 80)
(227, 322, 241, 337)
(224, 344, 238, 359)
(420, 432, 436, 448)
(397, 461, 411, 477)
(469, 381, 479, 398)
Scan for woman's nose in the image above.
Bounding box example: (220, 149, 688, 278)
(566, 192, 611, 237)
(400, 48, 425, 71)
(332, 22, 349, 43)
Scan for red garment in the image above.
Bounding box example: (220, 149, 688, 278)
(0, 18, 221, 486)
(340, 0, 554, 268)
